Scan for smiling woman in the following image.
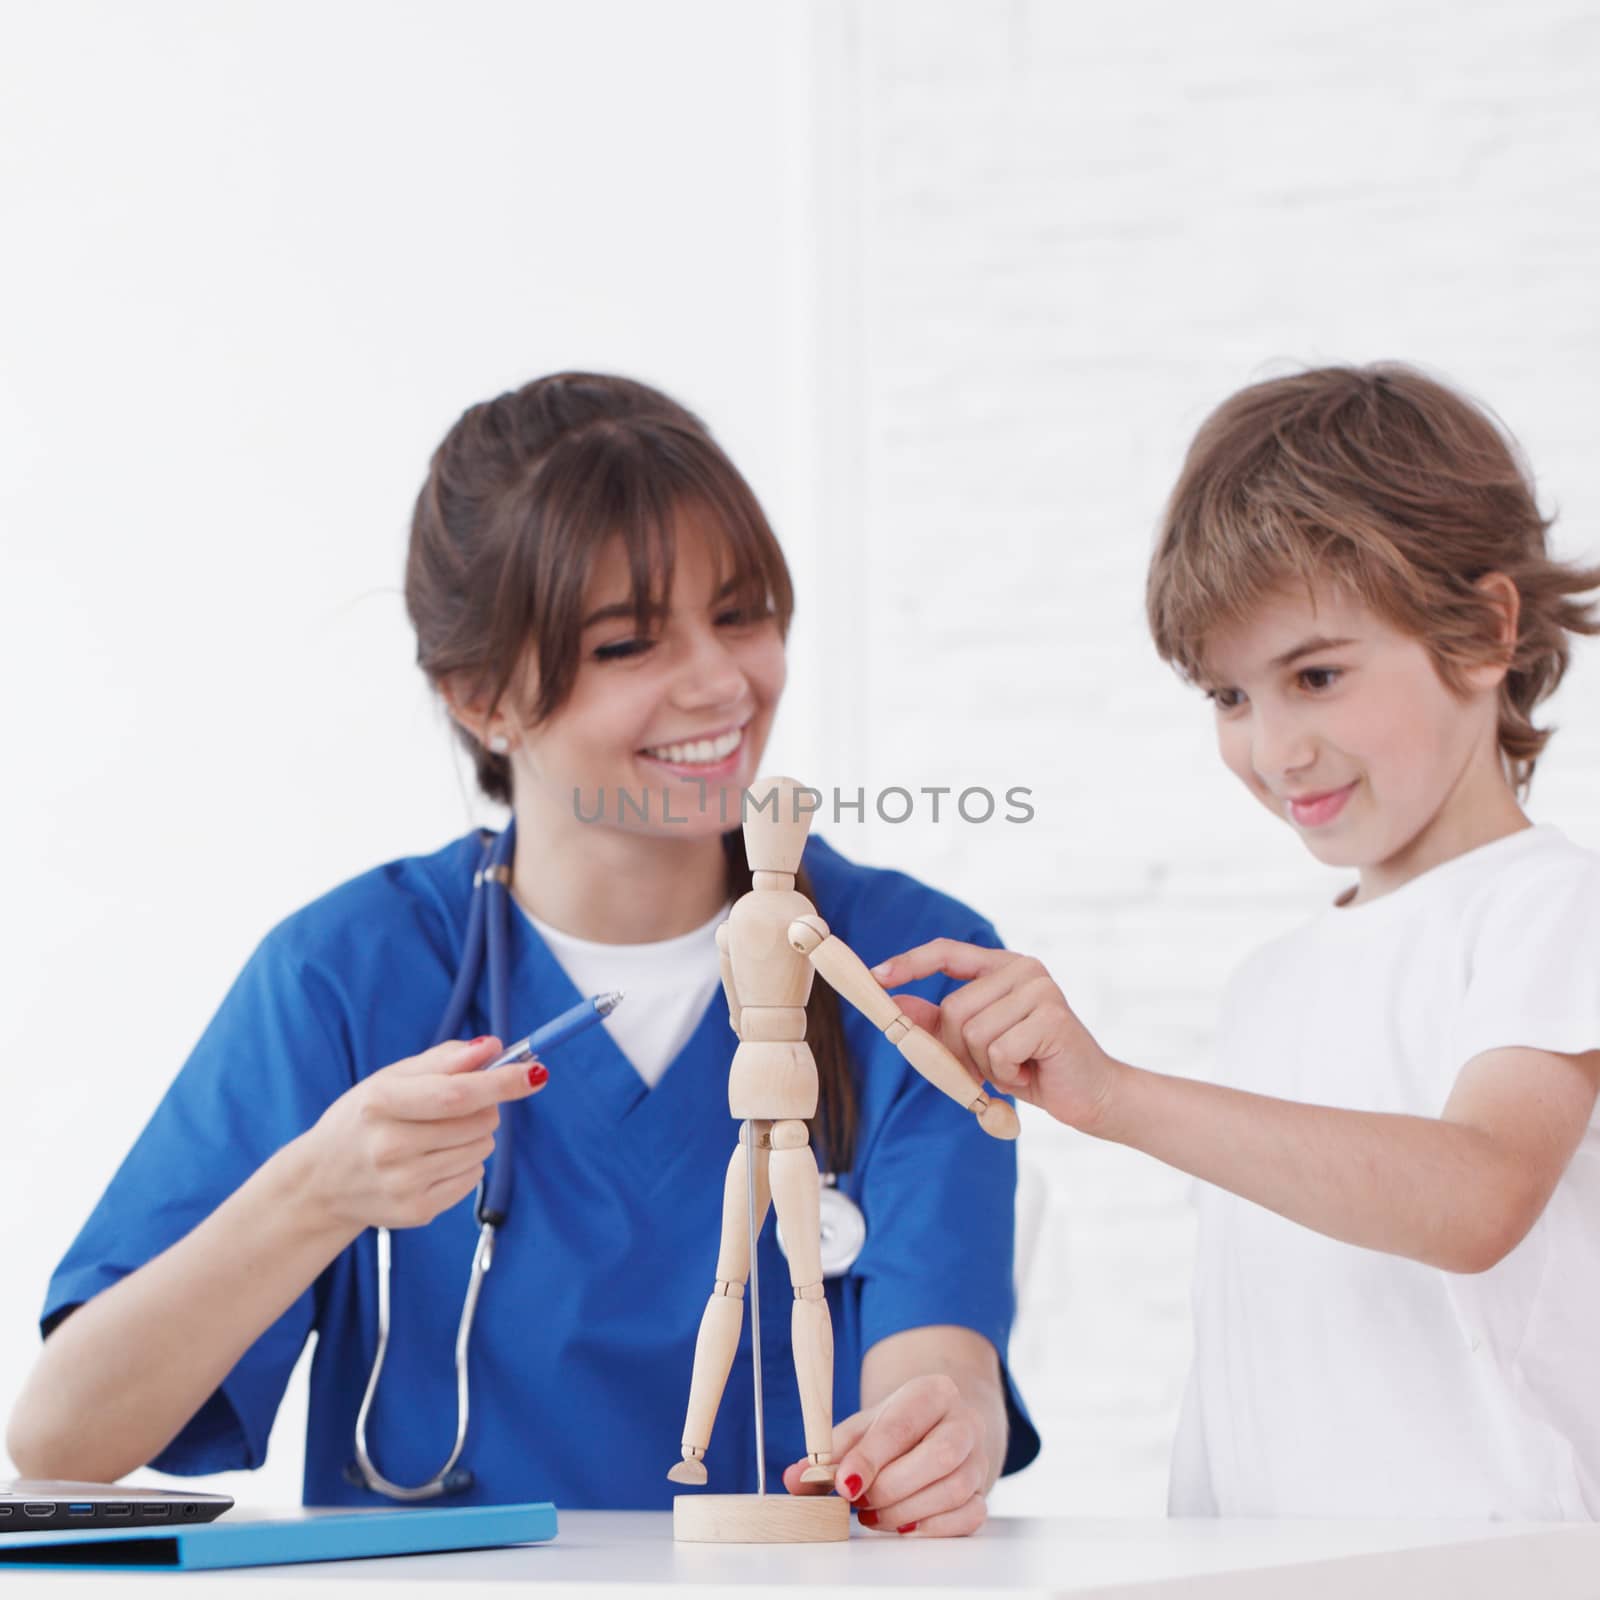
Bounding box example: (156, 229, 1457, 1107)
(10, 370, 1038, 1532)
(408, 374, 851, 1167)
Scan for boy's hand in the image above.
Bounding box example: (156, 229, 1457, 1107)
(871, 941, 1119, 1133)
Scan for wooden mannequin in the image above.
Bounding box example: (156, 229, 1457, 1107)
(669, 776, 1019, 1543)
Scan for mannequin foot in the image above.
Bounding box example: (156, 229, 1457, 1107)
(977, 1097, 1020, 1140)
(667, 1448, 708, 1486)
(800, 1455, 836, 1487)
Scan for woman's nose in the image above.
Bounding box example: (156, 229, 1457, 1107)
(671, 624, 747, 709)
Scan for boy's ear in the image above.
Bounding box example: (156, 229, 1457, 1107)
(1462, 572, 1520, 691)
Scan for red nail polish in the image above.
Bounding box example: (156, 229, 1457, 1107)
(897, 1522, 918, 1535)
(527, 1063, 549, 1088)
(857, 1510, 878, 1526)
(843, 1473, 863, 1499)
(469, 1036, 492, 1047)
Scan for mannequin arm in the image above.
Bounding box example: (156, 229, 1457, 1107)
(787, 914, 1018, 1140)
(715, 920, 742, 1034)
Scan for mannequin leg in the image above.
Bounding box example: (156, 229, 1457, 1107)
(767, 1119, 836, 1487)
(667, 1122, 772, 1484)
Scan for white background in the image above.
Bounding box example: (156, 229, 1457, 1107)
(3, 0, 1599, 1517)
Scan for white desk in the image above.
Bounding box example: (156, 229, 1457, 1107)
(20, 1510, 1600, 1597)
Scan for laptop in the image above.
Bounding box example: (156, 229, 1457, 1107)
(0, 1480, 233, 1532)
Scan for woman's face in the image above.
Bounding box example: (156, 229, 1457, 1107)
(507, 512, 787, 840)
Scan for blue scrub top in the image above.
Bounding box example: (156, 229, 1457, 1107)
(43, 831, 1039, 1507)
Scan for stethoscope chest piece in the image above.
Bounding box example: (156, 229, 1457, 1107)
(776, 1174, 866, 1279)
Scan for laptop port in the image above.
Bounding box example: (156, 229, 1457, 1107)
(67, 1503, 94, 1517)
(138, 1504, 172, 1519)
(23, 1504, 54, 1518)
(104, 1503, 132, 1517)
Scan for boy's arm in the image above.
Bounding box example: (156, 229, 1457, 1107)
(1098, 1044, 1600, 1272)
(873, 940, 1600, 1274)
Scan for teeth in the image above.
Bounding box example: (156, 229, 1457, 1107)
(644, 726, 744, 766)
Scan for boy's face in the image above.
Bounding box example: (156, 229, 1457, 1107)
(1201, 585, 1513, 894)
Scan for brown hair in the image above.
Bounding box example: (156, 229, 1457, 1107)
(405, 372, 856, 1168)
(1147, 363, 1600, 794)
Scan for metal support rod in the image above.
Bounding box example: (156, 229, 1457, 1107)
(745, 1118, 766, 1496)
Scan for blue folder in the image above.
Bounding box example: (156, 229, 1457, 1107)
(0, 1502, 557, 1570)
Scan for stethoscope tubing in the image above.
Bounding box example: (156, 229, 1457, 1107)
(348, 822, 516, 1499)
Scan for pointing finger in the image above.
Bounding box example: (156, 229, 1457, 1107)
(870, 940, 1010, 989)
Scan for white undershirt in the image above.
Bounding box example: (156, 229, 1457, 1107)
(518, 900, 729, 1088)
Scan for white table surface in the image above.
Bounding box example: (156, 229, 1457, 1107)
(12, 1509, 1600, 1598)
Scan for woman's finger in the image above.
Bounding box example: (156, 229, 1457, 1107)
(866, 1490, 987, 1540)
(377, 1059, 543, 1121)
(388, 1036, 504, 1077)
(833, 1376, 956, 1506)
(848, 1414, 980, 1524)
(419, 1109, 502, 1157)
(415, 1136, 496, 1189)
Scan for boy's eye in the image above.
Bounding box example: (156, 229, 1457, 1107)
(1298, 666, 1342, 691)
(592, 637, 655, 662)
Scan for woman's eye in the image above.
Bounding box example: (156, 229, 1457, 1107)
(715, 606, 769, 628)
(1206, 687, 1245, 712)
(592, 637, 655, 662)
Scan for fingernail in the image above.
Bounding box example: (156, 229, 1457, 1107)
(897, 1522, 918, 1535)
(527, 1063, 549, 1088)
(842, 1473, 863, 1499)
(857, 1509, 878, 1526)
(468, 1036, 493, 1047)
(870, 961, 891, 979)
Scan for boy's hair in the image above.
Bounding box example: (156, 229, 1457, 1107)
(1147, 363, 1600, 795)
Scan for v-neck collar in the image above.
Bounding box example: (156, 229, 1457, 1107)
(498, 904, 737, 1183)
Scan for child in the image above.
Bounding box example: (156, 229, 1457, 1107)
(873, 364, 1600, 1519)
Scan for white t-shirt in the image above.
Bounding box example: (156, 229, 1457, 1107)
(1170, 824, 1600, 1520)
(519, 901, 729, 1088)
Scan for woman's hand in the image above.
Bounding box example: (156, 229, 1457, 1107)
(298, 1036, 547, 1232)
(782, 1373, 994, 1537)
(872, 940, 1121, 1134)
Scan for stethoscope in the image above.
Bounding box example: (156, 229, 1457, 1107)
(345, 820, 520, 1501)
(343, 818, 869, 1500)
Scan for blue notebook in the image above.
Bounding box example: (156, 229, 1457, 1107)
(0, 1503, 557, 1570)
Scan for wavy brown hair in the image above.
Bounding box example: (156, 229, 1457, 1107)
(1148, 363, 1600, 795)
(405, 372, 856, 1168)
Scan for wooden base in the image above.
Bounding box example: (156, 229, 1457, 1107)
(673, 1493, 850, 1544)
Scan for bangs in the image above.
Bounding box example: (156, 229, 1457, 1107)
(1149, 399, 1431, 686)
(1153, 496, 1333, 685)
(489, 415, 794, 725)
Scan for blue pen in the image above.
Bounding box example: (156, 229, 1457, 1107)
(484, 991, 623, 1069)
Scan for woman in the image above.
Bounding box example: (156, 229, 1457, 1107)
(9, 373, 1038, 1536)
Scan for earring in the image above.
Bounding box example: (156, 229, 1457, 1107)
(489, 734, 510, 755)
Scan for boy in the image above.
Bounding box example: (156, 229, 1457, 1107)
(873, 365, 1600, 1519)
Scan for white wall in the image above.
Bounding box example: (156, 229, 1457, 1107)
(5, 0, 1600, 1523)
(0, 0, 834, 1507)
(824, 0, 1600, 1516)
